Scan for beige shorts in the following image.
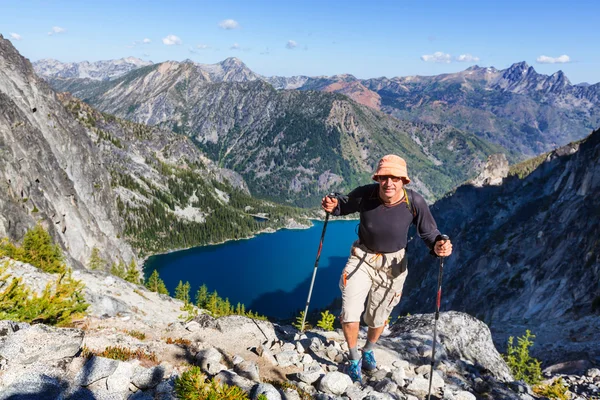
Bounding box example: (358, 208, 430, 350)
(339, 241, 408, 328)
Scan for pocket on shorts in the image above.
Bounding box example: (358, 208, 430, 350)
(389, 254, 408, 278)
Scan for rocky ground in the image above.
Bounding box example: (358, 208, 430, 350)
(1, 259, 599, 399)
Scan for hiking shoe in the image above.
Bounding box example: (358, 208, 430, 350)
(362, 350, 377, 372)
(346, 359, 362, 383)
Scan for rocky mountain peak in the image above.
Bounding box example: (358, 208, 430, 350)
(33, 56, 153, 81)
(501, 61, 536, 82)
(549, 69, 571, 87)
(221, 56, 244, 66)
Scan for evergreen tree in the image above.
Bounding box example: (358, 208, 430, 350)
(88, 247, 105, 271)
(145, 270, 169, 295)
(110, 260, 126, 279)
(125, 259, 140, 284)
(175, 281, 191, 305)
(206, 291, 219, 315)
(195, 284, 208, 308)
(20, 224, 65, 274)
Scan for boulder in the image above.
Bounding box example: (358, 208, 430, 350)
(0, 373, 62, 400)
(75, 356, 119, 386)
(131, 365, 166, 390)
(388, 312, 513, 382)
(250, 383, 282, 400)
(0, 323, 83, 365)
(318, 371, 352, 395)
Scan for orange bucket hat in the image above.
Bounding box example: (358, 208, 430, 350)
(372, 154, 411, 184)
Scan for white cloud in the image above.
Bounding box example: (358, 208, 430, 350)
(219, 19, 240, 30)
(143, 53, 150, 57)
(286, 40, 298, 50)
(162, 35, 182, 45)
(456, 54, 480, 63)
(420, 52, 452, 63)
(230, 43, 240, 50)
(536, 55, 571, 64)
(47, 26, 66, 36)
(9, 33, 22, 40)
(143, 38, 151, 44)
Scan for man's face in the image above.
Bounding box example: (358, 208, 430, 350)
(376, 175, 404, 203)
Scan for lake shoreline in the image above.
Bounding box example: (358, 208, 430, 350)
(141, 216, 358, 272)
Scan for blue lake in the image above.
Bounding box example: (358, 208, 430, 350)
(144, 220, 359, 319)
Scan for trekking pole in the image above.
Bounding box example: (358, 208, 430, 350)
(427, 234, 450, 400)
(300, 194, 337, 332)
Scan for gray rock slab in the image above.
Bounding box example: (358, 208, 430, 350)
(76, 356, 120, 386)
(131, 365, 166, 390)
(0, 373, 63, 400)
(374, 378, 398, 393)
(214, 370, 255, 392)
(275, 350, 300, 367)
(128, 391, 154, 400)
(453, 391, 477, 400)
(251, 383, 282, 400)
(406, 375, 430, 396)
(296, 370, 323, 384)
(0, 323, 84, 365)
(281, 388, 302, 400)
(196, 347, 225, 375)
(106, 361, 135, 393)
(235, 360, 260, 382)
(319, 371, 353, 395)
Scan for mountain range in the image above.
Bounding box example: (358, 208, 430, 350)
(35, 57, 600, 159)
(34, 58, 505, 206)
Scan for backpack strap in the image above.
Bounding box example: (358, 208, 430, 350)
(404, 188, 417, 222)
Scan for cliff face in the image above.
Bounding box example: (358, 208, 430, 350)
(1, 35, 303, 267)
(399, 129, 600, 364)
(0, 34, 134, 268)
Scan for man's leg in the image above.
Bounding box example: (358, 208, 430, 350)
(342, 321, 360, 349)
(362, 250, 409, 372)
(366, 325, 385, 344)
(339, 245, 372, 382)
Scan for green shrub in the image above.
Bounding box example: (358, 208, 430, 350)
(533, 378, 569, 399)
(503, 330, 542, 385)
(0, 260, 89, 327)
(292, 311, 311, 331)
(126, 330, 146, 340)
(0, 224, 65, 273)
(174, 366, 249, 400)
(82, 345, 157, 365)
(317, 310, 335, 331)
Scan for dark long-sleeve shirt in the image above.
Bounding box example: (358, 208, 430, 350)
(333, 184, 440, 253)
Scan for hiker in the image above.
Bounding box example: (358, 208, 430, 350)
(321, 154, 452, 383)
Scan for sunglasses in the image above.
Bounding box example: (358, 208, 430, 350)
(376, 175, 402, 183)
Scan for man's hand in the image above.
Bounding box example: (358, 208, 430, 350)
(321, 195, 339, 214)
(434, 238, 453, 257)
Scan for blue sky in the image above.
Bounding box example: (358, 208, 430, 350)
(2, 0, 599, 84)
